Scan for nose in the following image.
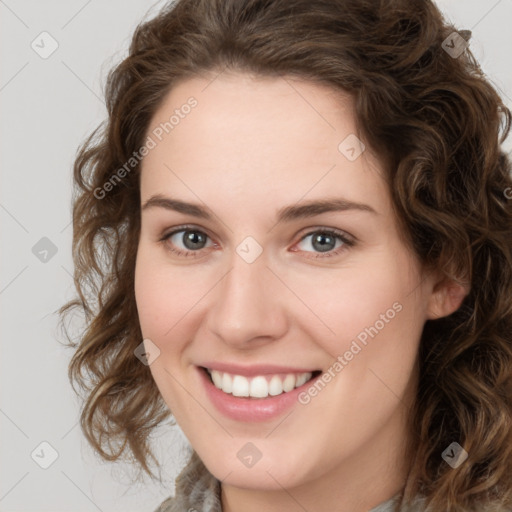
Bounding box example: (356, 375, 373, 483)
(205, 249, 289, 349)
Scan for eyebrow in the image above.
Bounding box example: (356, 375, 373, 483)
(141, 194, 378, 222)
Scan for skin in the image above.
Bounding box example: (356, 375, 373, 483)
(134, 71, 468, 512)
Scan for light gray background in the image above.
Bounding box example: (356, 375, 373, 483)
(1, 1, 511, 511)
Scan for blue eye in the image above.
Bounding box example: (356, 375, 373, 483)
(161, 227, 214, 258)
(295, 229, 354, 258)
(160, 226, 355, 259)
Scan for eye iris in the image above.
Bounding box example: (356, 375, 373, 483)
(183, 231, 206, 250)
(312, 232, 335, 252)
(176, 231, 340, 253)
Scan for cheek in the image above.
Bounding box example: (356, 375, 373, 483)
(289, 251, 419, 357)
(135, 246, 202, 339)
(134, 249, 202, 411)
(317, 258, 424, 410)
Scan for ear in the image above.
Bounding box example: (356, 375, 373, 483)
(426, 274, 470, 321)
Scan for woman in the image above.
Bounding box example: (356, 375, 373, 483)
(60, 0, 512, 510)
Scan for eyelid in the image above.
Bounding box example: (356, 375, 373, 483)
(159, 224, 217, 257)
(292, 226, 355, 258)
(296, 225, 356, 244)
(160, 223, 214, 243)
(159, 224, 356, 258)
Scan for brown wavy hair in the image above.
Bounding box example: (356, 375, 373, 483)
(59, 0, 512, 510)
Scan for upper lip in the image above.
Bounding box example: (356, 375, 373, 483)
(199, 362, 319, 377)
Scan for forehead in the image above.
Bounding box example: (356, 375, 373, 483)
(140, 72, 390, 219)
(146, 71, 356, 159)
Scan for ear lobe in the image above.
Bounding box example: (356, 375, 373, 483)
(426, 277, 470, 321)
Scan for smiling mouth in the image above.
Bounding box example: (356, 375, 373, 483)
(201, 367, 322, 399)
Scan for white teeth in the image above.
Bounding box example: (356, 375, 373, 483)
(250, 376, 268, 398)
(207, 369, 313, 398)
(268, 375, 283, 396)
(282, 374, 295, 392)
(211, 370, 223, 388)
(296, 373, 308, 387)
(232, 375, 250, 397)
(221, 372, 232, 393)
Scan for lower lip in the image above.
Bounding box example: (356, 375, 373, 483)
(198, 367, 317, 423)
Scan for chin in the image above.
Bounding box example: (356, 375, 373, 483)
(192, 438, 314, 492)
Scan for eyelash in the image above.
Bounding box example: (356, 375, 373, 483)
(159, 224, 356, 260)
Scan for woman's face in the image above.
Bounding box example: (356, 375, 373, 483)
(134, 72, 451, 494)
